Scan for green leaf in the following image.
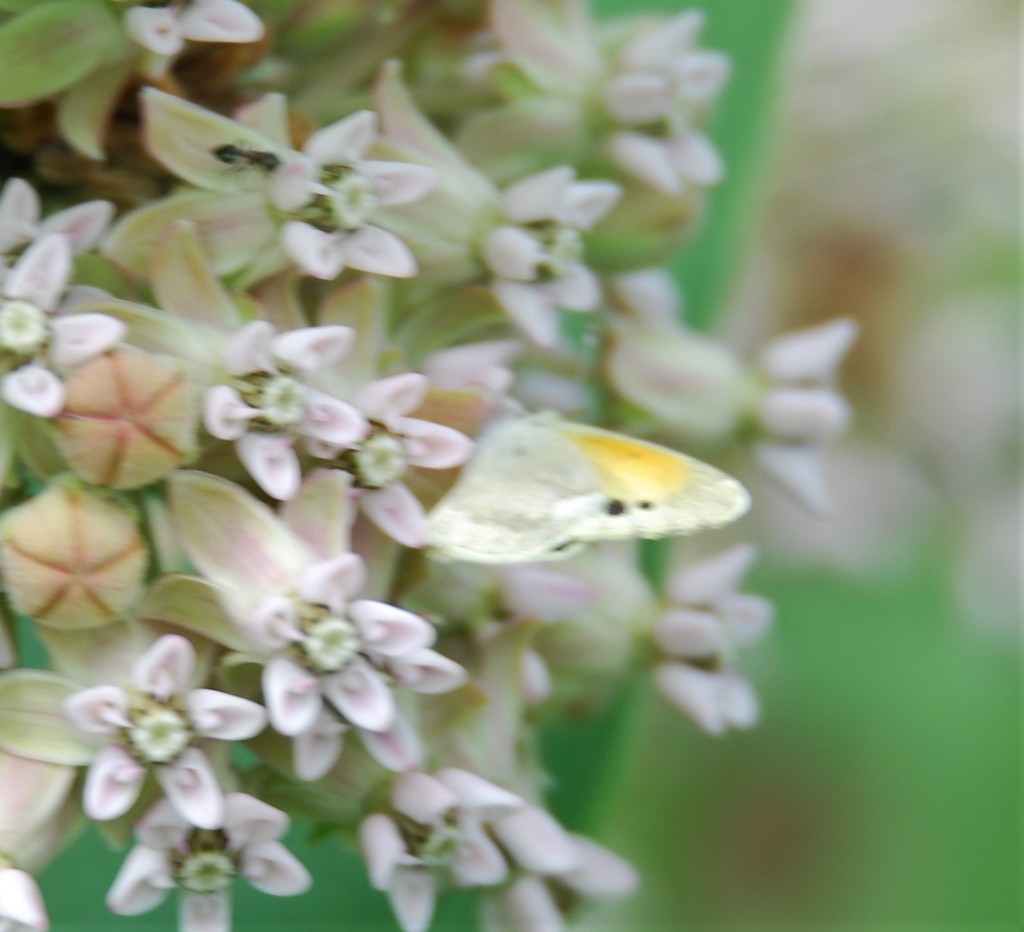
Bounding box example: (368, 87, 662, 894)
(0, 1, 123, 105)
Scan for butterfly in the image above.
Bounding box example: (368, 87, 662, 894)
(427, 413, 749, 563)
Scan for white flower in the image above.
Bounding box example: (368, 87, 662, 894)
(483, 167, 620, 346)
(0, 177, 113, 255)
(107, 793, 310, 931)
(0, 234, 124, 418)
(269, 110, 435, 280)
(124, 0, 264, 58)
(64, 635, 266, 828)
(203, 320, 367, 501)
(0, 868, 49, 932)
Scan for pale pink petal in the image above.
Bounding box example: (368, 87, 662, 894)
(670, 132, 725, 186)
(620, 10, 704, 70)
(0, 178, 40, 253)
(1, 366, 64, 418)
(223, 320, 276, 376)
(718, 593, 774, 647)
(759, 386, 851, 442)
(500, 167, 574, 225)
(132, 634, 195, 699)
(559, 835, 639, 899)
(64, 685, 130, 734)
(203, 385, 259, 442)
(423, 339, 522, 395)
(603, 72, 674, 124)
(304, 110, 378, 166)
(491, 280, 558, 347)
(360, 484, 427, 548)
(280, 222, 347, 280)
(668, 543, 758, 607)
(348, 600, 434, 655)
(0, 869, 48, 930)
(263, 657, 323, 736)
(608, 132, 680, 194)
(559, 181, 621, 230)
(4, 234, 70, 310)
(391, 772, 457, 825)
(612, 268, 681, 325)
(451, 816, 508, 887)
(674, 50, 732, 104)
(360, 813, 406, 889)
(241, 595, 302, 651)
(48, 313, 125, 367)
(653, 608, 726, 658)
(754, 441, 832, 516)
(353, 372, 428, 422)
(157, 747, 224, 829)
(268, 157, 318, 212)
(236, 433, 301, 501)
(135, 798, 190, 849)
(301, 390, 368, 446)
(492, 805, 578, 875)
(360, 161, 437, 206)
(271, 325, 353, 373)
(179, 0, 265, 44)
(388, 867, 436, 932)
(482, 226, 543, 281)
(488, 876, 563, 932)
(389, 649, 467, 695)
(542, 263, 601, 312)
(223, 792, 288, 846)
(84, 744, 146, 821)
(499, 566, 596, 621)
(360, 710, 423, 772)
(522, 650, 552, 704)
(40, 200, 115, 253)
(343, 226, 417, 278)
(179, 892, 230, 932)
(240, 840, 311, 895)
(295, 553, 367, 612)
(434, 769, 522, 816)
(106, 845, 173, 916)
(758, 317, 860, 385)
(322, 658, 395, 732)
(124, 7, 185, 58)
(186, 689, 266, 740)
(720, 671, 760, 729)
(654, 662, 727, 734)
(292, 714, 346, 780)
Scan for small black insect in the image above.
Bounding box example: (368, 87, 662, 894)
(639, 501, 653, 510)
(212, 143, 281, 174)
(607, 499, 626, 516)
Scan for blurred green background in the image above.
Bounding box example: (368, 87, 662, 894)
(39, 0, 1020, 929)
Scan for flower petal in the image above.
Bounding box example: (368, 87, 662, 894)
(361, 160, 436, 206)
(292, 714, 346, 781)
(241, 840, 312, 895)
(500, 167, 574, 225)
(135, 797, 190, 849)
(491, 280, 558, 346)
(203, 385, 259, 441)
(186, 688, 266, 740)
(603, 72, 673, 124)
(48, 313, 125, 367)
(388, 867, 436, 932)
(388, 649, 467, 695)
(759, 387, 851, 442)
(620, 10, 704, 70)
(451, 816, 508, 887)
(353, 372, 427, 422)
(559, 181, 621, 230)
(124, 7, 184, 57)
(360, 813, 406, 889)
(64, 684, 130, 734)
(653, 608, 726, 658)
(487, 876, 564, 931)
(482, 225, 543, 281)
(322, 658, 395, 732)
(295, 553, 367, 613)
(670, 132, 725, 186)
(0, 178, 40, 254)
(343, 226, 417, 278)
(498, 566, 595, 621)
(667, 543, 758, 608)
(434, 769, 522, 816)
(157, 747, 224, 830)
(3, 233, 70, 310)
(758, 317, 860, 385)
(754, 441, 832, 516)
(132, 634, 196, 700)
(280, 222, 347, 280)
(348, 600, 434, 656)
(301, 390, 368, 446)
(360, 484, 427, 548)
(1, 366, 64, 418)
(654, 662, 728, 734)
(359, 710, 422, 772)
(0, 868, 49, 930)
(492, 804, 578, 875)
(542, 263, 601, 311)
(179, 0, 265, 44)
(180, 892, 231, 932)
(559, 835, 639, 899)
(223, 792, 288, 846)
(263, 657, 323, 737)
(267, 156, 318, 212)
(106, 845, 173, 916)
(236, 433, 301, 501)
(83, 743, 146, 821)
(304, 110, 378, 165)
(608, 132, 680, 194)
(40, 200, 115, 253)
(271, 325, 353, 373)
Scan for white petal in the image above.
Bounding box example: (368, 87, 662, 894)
(559, 181, 621, 230)
(388, 649, 467, 695)
(353, 372, 427, 422)
(757, 317, 860, 385)
(759, 386, 851, 442)
(434, 769, 522, 817)
(4, 233, 71, 310)
(670, 132, 725, 186)
(608, 132, 681, 194)
(240, 594, 302, 651)
(135, 797, 190, 849)
(40, 200, 115, 253)
(268, 157, 318, 212)
(0, 868, 49, 930)
(499, 566, 595, 621)
(348, 600, 435, 656)
(157, 747, 224, 829)
(360, 813, 406, 890)
(487, 876, 564, 932)
(1, 366, 64, 418)
(491, 280, 558, 347)
(223, 792, 288, 846)
(620, 10, 704, 70)
(263, 656, 323, 736)
(203, 385, 259, 441)
(392, 772, 458, 824)
(223, 319, 276, 376)
(360, 161, 437, 206)
(48, 313, 125, 367)
(179, 0, 265, 44)
(653, 608, 726, 658)
(64, 685, 130, 734)
(359, 710, 423, 772)
(0, 178, 40, 253)
(667, 543, 758, 607)
(388, 867, 436, 932)
(482, 226, 543, 281)
(451, 816, 508, 887)
(559, 835, 639, 899)
(241, 840, 312, 895)
(84, 744, 146, 821)
(542, 263, 601, 312)
(343, 226, 417, 278)
(322, 658, 395, 732)
(280, 222, 347, 280)
(754, 441, 832, 516)
(398, 418, 474, 470)
(106, 845, 173, 916)
(179, 892, 231, 932)
(301, 390, 368, 446)
(654, 662, 728, 734)
(125, 7, 185, 57)
(304, 110, 378, 166)
(719, 593, 775, 647)
(236, 433, 301, 501)
(674, 50, 732, 105)
(295, 553, 367, 613)
(603, 72, 674, 124)
(501, 167, 575, 225)
(132, 634, 195, 699)
(492, 805, 578, 875)
(271, 325, 353, 373)
(360, 484, 427, 548)
(292, 714, 346, 780)
(186, 688, 266, 740)
(720, 671, 760, 729)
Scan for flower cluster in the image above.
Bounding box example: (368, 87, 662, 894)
(0, 3, 857, 932)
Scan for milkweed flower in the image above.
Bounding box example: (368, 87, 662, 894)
(120, 0, 264, 58)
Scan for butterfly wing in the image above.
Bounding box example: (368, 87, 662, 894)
(427, 417, 605, 563)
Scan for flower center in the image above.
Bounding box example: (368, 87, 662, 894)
(324, 169, 379, 231)
(128, 707, 192, 763)
(534, 225, 582, 280)
(177, 850, 236, 894)
(237, 372, 309, 430)
(0, 298, 49, 359)
(302, 615, 359, 672)
(349, 428, 408, 490)
(416, 822, 462, 869)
